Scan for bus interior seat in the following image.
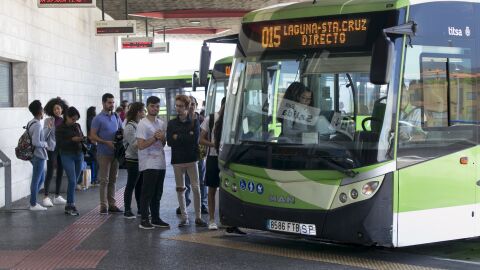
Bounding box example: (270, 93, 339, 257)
(355, 98, 386, 164)
(320, 110, 335, 122)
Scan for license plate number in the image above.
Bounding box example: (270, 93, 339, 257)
(267, 219, 316, 236)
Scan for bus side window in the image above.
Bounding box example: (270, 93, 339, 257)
(398, 45, 479, 167)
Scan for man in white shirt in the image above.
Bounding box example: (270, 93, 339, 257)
(136, 96, 169, 230)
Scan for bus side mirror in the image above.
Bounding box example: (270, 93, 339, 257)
(199, 42, 211, 86)
(370, 34, 394, 85)
(192, 71, 199, 91)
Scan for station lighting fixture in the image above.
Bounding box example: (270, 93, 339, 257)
(189, 20, 201, 25)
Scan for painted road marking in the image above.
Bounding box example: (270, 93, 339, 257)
(167, 231, 447, 270)
(0, 188, 126, 270)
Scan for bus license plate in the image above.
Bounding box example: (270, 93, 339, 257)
(267, 219, 316, 236)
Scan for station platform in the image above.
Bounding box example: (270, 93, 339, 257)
(1, 150, 480, 270)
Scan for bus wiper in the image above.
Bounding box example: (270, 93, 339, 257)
(223, 139, 297, 169)
(314, 155, 358, 178)
(223, 140, 259, 169)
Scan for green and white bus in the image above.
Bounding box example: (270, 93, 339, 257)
(120, 75, 195, 121)
(219, 0, 480, 247)
(205, 56, 233, 115)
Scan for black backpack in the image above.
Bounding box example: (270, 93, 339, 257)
(15, 121, 36, 161)
(113, 114, 126, 165)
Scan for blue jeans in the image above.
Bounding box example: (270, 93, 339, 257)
(60, 153, 84, 205)
(185, 159, 207, 208)
(30, 156, 46, 206)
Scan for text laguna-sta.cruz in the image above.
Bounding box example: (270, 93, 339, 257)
(261, 18, 368, 48)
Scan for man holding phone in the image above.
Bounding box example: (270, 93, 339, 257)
(136, 96, 169, 229)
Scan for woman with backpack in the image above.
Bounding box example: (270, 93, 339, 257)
(26, 100, 53, 211)
(55, 107, 85, 216)
(122, 102, 145, 219)
(42, 97, 68, 207)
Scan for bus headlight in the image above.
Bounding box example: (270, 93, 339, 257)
(232, 183, 237, 192)
(362, 181, 379, 196)
(339, 193, 347, 203)
(224, 179, 230, 188)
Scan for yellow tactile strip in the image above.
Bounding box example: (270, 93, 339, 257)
(167, 231, 446, 270)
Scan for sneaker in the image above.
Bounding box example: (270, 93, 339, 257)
(64, 205, 79, 216)
(178, 219, 190, 227)
(176, 207, 181, 215)
(99, 207, 108, 215)
(76, 184, 83, 191)
(225, 227, 246, 236)
(124, 210, 136, 219)
(208, 222, 218, 230)
(139, 219, 154, 230)
(195, 218, 207, 227)
(151, 219, 170, 228)
(29, 203, 47, 211)
(201, 206, 208, 214)
(53, 196, 67, 205)
(42, 197, 53, 207)
(108, 206, 123, 213)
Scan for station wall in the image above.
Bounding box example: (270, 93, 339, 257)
(0, 0, 119, 207)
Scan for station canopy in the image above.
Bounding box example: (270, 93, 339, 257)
(99, 0, 308, 39)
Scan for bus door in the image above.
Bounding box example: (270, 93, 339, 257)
(397, 50, 478, 245)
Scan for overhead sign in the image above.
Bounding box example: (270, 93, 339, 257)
(38, 0, 96, 8)
(121, 37, 154, 49)
(149, 42, 170, 53)
(95, 20, 136, 36)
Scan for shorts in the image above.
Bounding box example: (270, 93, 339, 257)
(205, 156, 220, 188)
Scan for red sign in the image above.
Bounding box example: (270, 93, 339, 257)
(38, 0, 95, 8)
(121, 37, 154, 49)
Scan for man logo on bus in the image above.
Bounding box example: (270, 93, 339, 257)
(269, 194, 295, 204)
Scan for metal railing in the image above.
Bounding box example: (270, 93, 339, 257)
(0, 150, 12, 210)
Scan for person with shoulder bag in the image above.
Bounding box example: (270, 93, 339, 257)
(55, 107, 85, 216)
(122, 102, 145, 219)
(167, 95, 207, 227)
(178, 96, 208, 215)
(90, 93, 123, 214)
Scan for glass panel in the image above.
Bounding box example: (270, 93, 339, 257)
(398, 44, 479, 167)
(0, 61, 11, 107)
(222, 53, 396, 170)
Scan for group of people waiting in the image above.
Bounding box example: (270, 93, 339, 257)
(27, 99, 87, 216)
(26, 92, 240, 233)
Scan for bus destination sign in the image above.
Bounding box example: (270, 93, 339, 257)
(38, 0, 96, 8)
(245, 17, 370, 52)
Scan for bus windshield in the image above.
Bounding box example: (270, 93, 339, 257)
(222, 53, 396, 170)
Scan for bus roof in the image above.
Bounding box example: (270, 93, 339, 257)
(120, 74, 191, 82)
(215, 56, 233, 65)
(243, 0, 480, 23)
